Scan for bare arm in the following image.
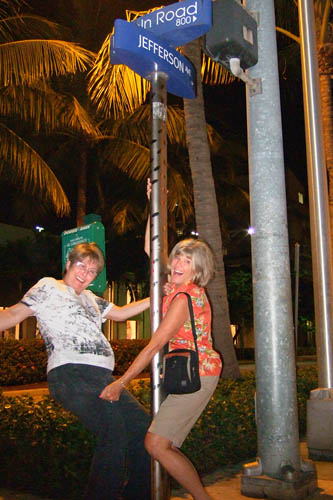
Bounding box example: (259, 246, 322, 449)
(104, 297, 150, 322)
(144, 216, 150, 257)
(144, 177, 151, 257)
(100, 295, 189, 401)
(0, 303, 33, 331)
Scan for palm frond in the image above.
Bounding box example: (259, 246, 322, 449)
(0, 123, 70, 216)
(317, 0, 333, 45)
(0, 84, 101, 137)
(126, 8, 163, 22)
(167, 168, 193, 221)
(201, 52, 235, 86)
(0, 15, 67, 42)
(88, 33, 149, 119)
(101, 137, 150, 181)
(276, 27, 300, 44)
(61, 94, 102, 138)
(110, 200, 144, 234)
(0, 0, 21, 23)
(0, 39, 95, 87)
(98, 134, 193, 223)
(166, 106, 187, 145)
(103, 104, 187, 146)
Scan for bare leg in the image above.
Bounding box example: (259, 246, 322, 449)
(145, 432, 214, 500)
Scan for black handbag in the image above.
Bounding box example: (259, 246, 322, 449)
(162, 292, 201, 395)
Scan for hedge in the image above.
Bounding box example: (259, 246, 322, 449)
(0, 339, 316, 386)
(0, 366, 318, 500)
(0, 338, 150, 386)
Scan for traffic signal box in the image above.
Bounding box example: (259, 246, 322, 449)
(61, 218, 107, 294)
(203, 0, 258, 71)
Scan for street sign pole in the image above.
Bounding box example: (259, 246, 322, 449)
(109, 7, 207, 498)
(149, 71, 170, 500)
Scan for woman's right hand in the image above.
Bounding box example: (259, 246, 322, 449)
(163, 282, 174, 296)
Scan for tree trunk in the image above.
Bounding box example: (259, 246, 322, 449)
(76, 147, 87, 227)
(183, 39, 240, 379)
(318, 66, 333, 251)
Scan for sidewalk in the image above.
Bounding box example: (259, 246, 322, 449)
(0, 441, 332, 499)
(171, 442, 333, 499)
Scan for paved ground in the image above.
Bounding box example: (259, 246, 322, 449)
(170, 442, 333, 499)
(0, 441, 333, 499)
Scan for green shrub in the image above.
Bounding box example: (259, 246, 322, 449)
(0, 395, 94, 499)
(183, 372, 257, 473)
(296, 364, 318, 435)
(112, 339, 150, 375)
(0, 339, 317, 387)
(0, 338, 150, 386)
(0, 366, 318, 499)
(0, 339, 47, 385)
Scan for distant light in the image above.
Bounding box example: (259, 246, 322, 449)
(191, 231, 199, 236)
(247, 226, 255, 235)
(35, 225, 44, 232)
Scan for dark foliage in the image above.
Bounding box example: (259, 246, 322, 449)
(0, 367, 318, 499)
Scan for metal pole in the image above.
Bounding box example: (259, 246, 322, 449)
(149, 70, 170, 500)
(241, 2, 318, 496)
(298, 0, 333, 388)
(298, 0, 333, 463)
(294, 242, 300, 351)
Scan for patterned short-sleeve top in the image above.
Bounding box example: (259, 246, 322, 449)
(21, 277, 114, 373)
(163, 282, 222, 377)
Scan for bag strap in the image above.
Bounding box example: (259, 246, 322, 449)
(170, 291, 199, 357)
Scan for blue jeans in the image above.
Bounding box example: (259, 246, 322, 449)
(48, 363, 151, 500)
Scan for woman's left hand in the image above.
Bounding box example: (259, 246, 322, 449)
(99, 381, 124, 402)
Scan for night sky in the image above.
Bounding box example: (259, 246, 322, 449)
(2, 0, 307, 234)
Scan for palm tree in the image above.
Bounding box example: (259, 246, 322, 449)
(182, 38, 241, 378)
(0, 0, 95, 218)
(88, 8, 241, 378)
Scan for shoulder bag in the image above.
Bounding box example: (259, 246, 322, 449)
(162, 291, 201, 395)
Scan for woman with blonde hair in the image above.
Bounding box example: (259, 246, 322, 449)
(100, 237, 222, 500)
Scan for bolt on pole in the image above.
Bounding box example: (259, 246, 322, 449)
(149, 70, 170, 500)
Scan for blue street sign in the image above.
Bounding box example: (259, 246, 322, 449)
(110, 19, 196, 99)
(134, 0, 212, 48)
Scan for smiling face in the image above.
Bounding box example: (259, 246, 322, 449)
(170, 253, 194, 288)
(63, 256, 99, 294)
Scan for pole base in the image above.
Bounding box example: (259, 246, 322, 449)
(307, 388, 333, 461)
(241, 469, 317, 499)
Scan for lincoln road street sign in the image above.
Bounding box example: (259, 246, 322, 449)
(133, 0, 212, 48)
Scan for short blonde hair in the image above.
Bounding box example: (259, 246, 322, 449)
(167, 238, 215, 287)
(66, 242, 105, 274)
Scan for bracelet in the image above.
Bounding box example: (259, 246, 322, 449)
(119, 380, 126, 388)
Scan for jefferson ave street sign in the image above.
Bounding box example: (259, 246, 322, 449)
(110, 19, 196, 99)
(134, 0, 212, 48)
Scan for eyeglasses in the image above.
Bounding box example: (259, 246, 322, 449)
(74, 261, 98, 277)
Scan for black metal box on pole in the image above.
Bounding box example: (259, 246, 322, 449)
(203, 0, 258, 71)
